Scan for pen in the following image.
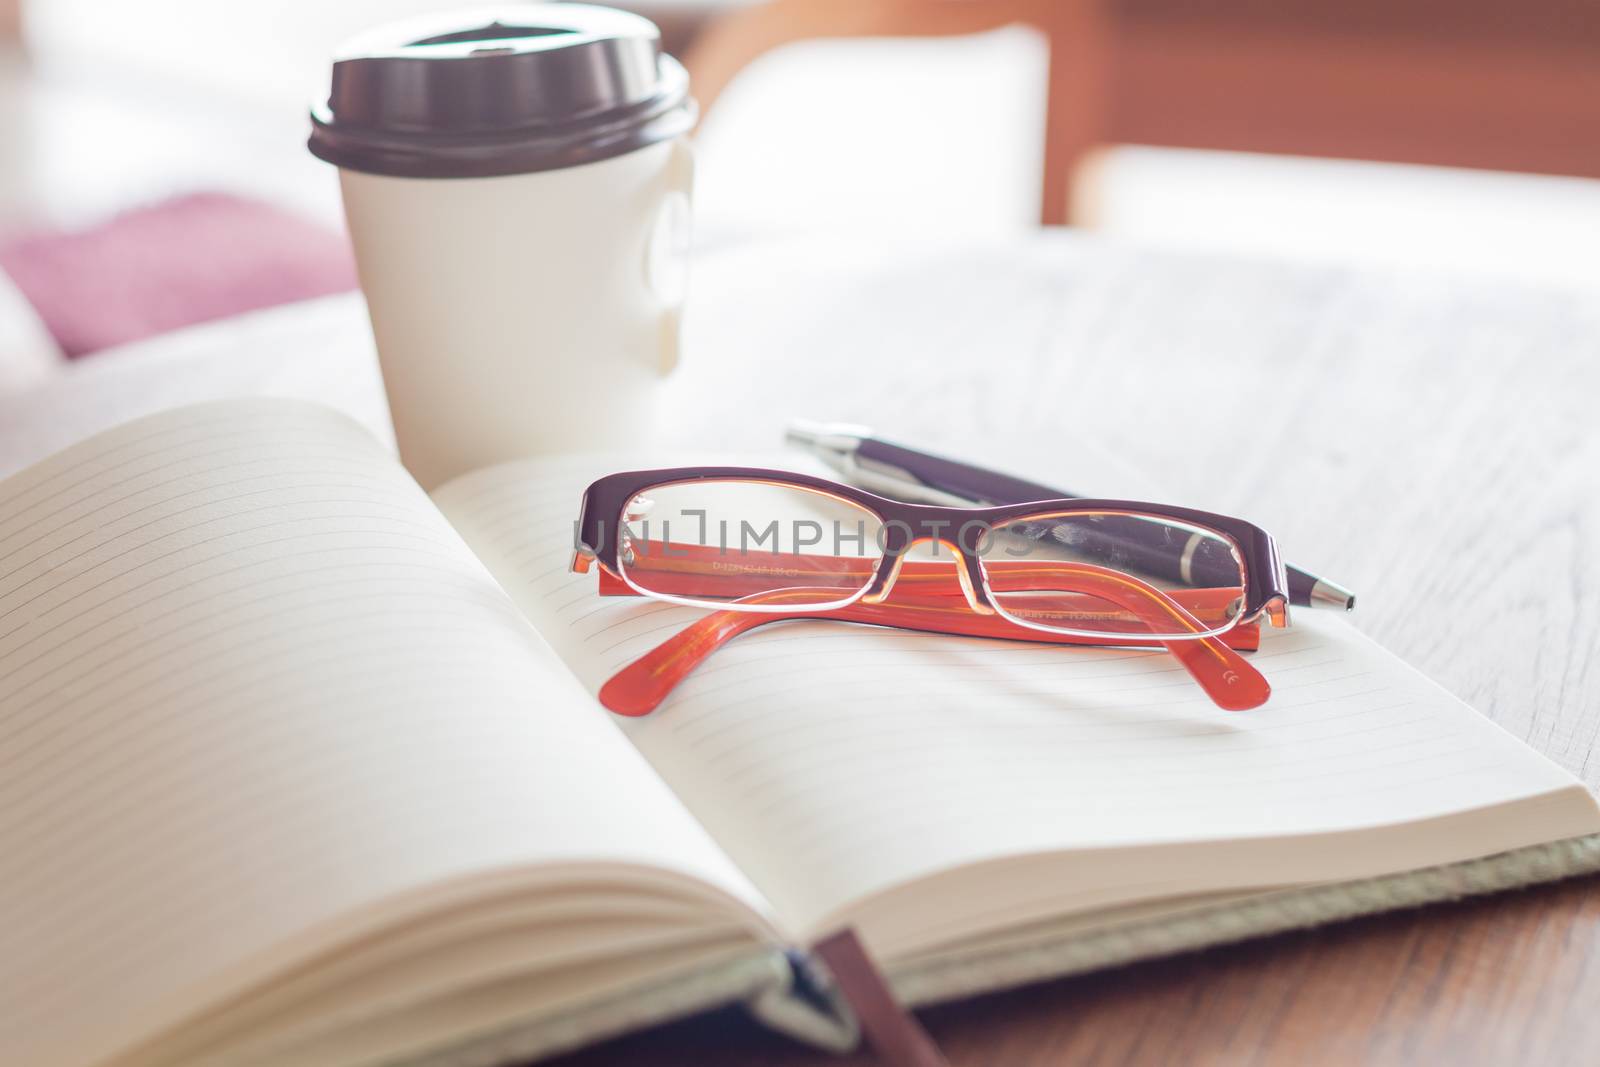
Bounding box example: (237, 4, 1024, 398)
(785, 420, 1355, 612)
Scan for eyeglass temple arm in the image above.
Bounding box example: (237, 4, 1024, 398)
(595, 567, 1269, 716)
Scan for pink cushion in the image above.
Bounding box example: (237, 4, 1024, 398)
(0, 193, 358, 358)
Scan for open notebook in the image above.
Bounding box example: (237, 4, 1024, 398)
(3, 398, 1598, 1067)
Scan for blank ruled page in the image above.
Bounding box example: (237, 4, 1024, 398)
(0, 402, 767, 1067)
(436, 457, 1599, 943)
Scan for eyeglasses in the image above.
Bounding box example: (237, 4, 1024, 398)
(571, 467, 1292, 714)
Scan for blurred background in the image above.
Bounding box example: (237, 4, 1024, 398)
(2, 0, 1599, 385)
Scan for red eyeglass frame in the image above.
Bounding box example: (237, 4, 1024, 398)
(571, 467, 1292, 715)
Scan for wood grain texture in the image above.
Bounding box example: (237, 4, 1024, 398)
(6, 234, 1595, 1065)
(551, 875, 1600, 1066)
(547, 234, 1600, 1066)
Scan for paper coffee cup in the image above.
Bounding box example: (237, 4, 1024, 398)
(310, 5, 695, 488)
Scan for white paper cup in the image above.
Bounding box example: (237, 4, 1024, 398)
(311, 5, 695, 488)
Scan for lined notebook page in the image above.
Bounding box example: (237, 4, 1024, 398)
(436, 455, 1598, 941)
(0, 401, 767, 1067)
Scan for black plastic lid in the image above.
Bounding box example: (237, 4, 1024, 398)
(308, 4, 695, 179)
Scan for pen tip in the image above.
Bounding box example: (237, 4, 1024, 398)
(784, 419, 829, 449)
(784, 419, 873, 451)
(1309, 579, 1356, 611)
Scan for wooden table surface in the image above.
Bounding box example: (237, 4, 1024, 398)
(7, 232, 1598, 1065)
(558, 235, 1600, 1066)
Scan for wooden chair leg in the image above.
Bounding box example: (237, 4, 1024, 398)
(681, 0, 1112, 227)
(1040, 2, 1111, 226)
(1, 0, 22, 44)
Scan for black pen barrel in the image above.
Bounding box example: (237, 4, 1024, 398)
(859, 436, 1321, 608)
